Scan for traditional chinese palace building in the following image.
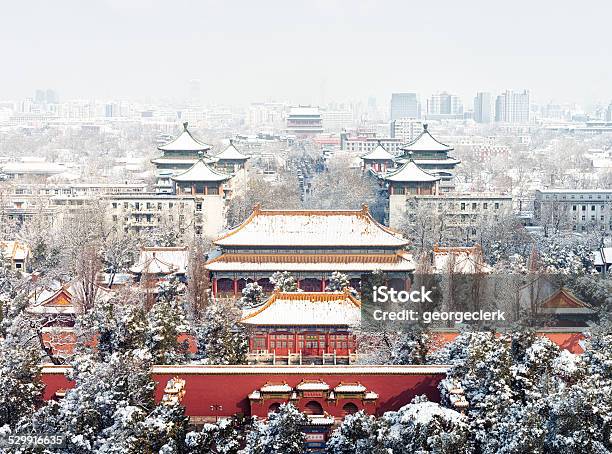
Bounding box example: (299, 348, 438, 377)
(240, 290, 361, 364)
(205, 205, 415, 296)
(152, 122, 218, 194)
(394, 124, 460, 191)
(360, 141, 396, 174)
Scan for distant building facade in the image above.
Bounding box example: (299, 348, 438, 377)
(473, 92, 493, 123)
(534, 189, 612, 234)
(390, 93, 420, 121)
(426, 92, 463, 120)
(390, 118, 424, 142)
(286, 107, 324, 136)
(495, 90, 530, 123)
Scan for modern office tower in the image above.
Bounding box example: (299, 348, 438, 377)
(473, 92, 493, 123)
(426, 92, 463, 119)
(390, 93, 420, 120)
(495, 90, 530, 123)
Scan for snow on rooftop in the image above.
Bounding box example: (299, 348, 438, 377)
(260, 383, 293, 393)
(296, 381, 330, 391)
(593, 247, 612, 266)
(361, 143, 395, 161)
(214, 205, 408, 248)
(43, 364, 451, 375)
(384, 160, 441, 183)
(215, 141, 249, 161)
(205, 252, 415, 273)
(241, 291, 361, 326)
(130, 247, 189, 274)
(171, 159, 230, 182)
(158, 123, 211, 152)
(334, 383, 367, 393)
(401, 126, 453, 153)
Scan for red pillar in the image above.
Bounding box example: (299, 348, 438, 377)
(320, 278, 326, 292)
(297, 279, 301, 290)
(233, 279, 238, 296)
(325, 331, 330, 354)
(212, 278, 218, 296)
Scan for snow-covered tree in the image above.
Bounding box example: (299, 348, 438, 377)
(270, 271, 298, 292)
(195, 300, 248, 365)
(382, 395, 473, 453)
(243, 403, 307, 454)
(146, 286, 190, 364)
(326, 411, 387, 454)
(0, 337, 43, 430)
(24, 350, 156, 453)
(239, 282, 265, 308)
(184, 416, 249, 454)
(390, 328, 431, 365)
(325, 271, 351, 292)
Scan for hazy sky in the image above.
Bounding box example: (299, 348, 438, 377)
(2, 0, 611, 108)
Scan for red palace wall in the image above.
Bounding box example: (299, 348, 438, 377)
(41, 365, 448, 419)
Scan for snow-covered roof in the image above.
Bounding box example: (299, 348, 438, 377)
(361, 143, 395, 161)
(151, 157, 218, 166)
(383, 160, 441, 183)
(0, 240, 29, 261)
(44, 364, 451, 375)
(400, 124, 453, 153)
(27, 280, 113, 314)
(171, 159, 230, 182)
(432, 245, 491, 273)
(158, 122, 211, 152)
(593, 247, 612, 266)
(215, 140, 249, 161)
(1, 161, 67, 175)
(306, 415, 335, 425)
(205, 251, 415, 272)
(334, 383, 366, 393)
(240, 291, 361, 326)
(363, 391, 379, 400)
(260, 383, 293, 393)
(296, 380, 330, 391)
(213, 205, 408, 248)
(130, 247, 189, 275)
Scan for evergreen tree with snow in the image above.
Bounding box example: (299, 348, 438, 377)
(146, 279, 190, 364)
(239, 282, 265, 308)
(0, 336, 44, 431)
(184, 415, 250, 454)
(390, 328, 431, 365)
(23, 350, 157, 453)
(195, 300, 248, 365)
(326, 410, 387, 454)
(270, 271, 299, 292)
(325, 271, 351, 292)
(382, 395, 473, 453)
(242, 403, 307, 454)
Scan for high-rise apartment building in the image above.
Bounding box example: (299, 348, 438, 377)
(426, 92, 463, 119)
(390, 93, 420, 120)
(495, 90, 530, 123)
(473, 92, 493, 123)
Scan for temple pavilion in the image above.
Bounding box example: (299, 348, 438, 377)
(360, 141, 396, 174)
(205, 205, 415, 296)
(240, 289, 361, 364)
(383, 159, 441, 196)
(152, 122, 218, 194)
(394, 124, 460, 190)
(214, 139, 249, 174)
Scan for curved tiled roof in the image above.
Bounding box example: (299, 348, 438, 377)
(213, 204, 408, 248)
(400, 124, 453, 153)
(158, 122, 211, 152)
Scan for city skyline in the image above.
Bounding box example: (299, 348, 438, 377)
(2, 0, 612, 107)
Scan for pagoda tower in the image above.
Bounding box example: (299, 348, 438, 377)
(395, 124, 460, 191)
(152, 122, 217, 194)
